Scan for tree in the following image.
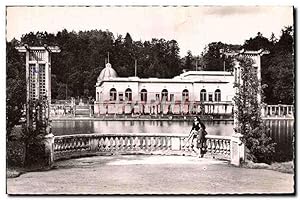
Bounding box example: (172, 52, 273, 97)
(17, 29, 184, 97)
(269, 32, 278, 45)
(261, 26, 294, 104)
(202, 42, 238, 71)
(183, 50, 194, 71)
(124, 33, 133, 46)
(242, 32, 273, 51)
(234, 57, 276, 164)
(242, 27, 294, 105)
(6, 41, 26, 138)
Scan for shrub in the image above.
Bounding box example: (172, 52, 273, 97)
(234, 57, 276, 164)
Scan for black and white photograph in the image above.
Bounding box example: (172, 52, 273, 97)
(5, 3, 295, 195)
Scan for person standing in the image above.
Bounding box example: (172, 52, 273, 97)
(186, 116, 207, 157)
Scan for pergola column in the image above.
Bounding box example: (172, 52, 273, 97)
(16, 44, 60, 168)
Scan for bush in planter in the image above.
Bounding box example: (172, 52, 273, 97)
(22, 99, 53, 168)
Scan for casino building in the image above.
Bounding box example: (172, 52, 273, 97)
(94, 61, 235, 116)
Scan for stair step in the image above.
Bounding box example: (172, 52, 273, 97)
(76, 105, 90, 109)
(75, 114, 90, 117)
(76, 111, 90, 114)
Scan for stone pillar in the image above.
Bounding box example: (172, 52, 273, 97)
(73, 104, 76, 117)
(261, 106, 265, 117)
(256, 54, 262, 104)
(89, 105, 92, 117)
(43, 133, 55, 167)
(25, 132, 55, 169)
(261, 104, 265, 117)
(230, 133, 245, 166)
(25, 50, 31, 129)
(98, 103, 100, 117)
(89, 137, 98, 151)
(16, 45, 59, 168)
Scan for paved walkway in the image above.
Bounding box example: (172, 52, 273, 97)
(7, 155, 294, 195)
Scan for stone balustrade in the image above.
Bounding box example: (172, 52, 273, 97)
(205, 135, 232, 158)
(94, 101, 234, 116)
(50, 104, 74, 117)
(262, 104, 294, 118)
(53, 133, 232, 161)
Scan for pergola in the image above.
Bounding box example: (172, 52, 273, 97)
(16, 44, 60, 128)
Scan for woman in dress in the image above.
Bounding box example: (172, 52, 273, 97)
(186, 116, 207, 157)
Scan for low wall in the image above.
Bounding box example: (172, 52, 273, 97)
(53, 133, 232, 161)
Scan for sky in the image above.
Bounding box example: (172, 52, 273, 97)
(6, 6, 293, 57)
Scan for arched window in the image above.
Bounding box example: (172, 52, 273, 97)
(161, 89, 168, 101)
(96, 92, 99, 102)
(125, 88, 132, 101)
(215, 89, 221, 102)
(182, 89, 189, 101)
(200, 89, 206, 102)
(140, 89, 147, 102)
(109, 88, 117, 101)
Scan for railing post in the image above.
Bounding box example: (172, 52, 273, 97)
(89, 105, 92, 117)
(230, 133, 244, 166)
(261, 104, 266, 117)
(73, 105, 76, 117)
(43, 133, 55, 167)
(89, 136, 98, 152)
(171, 137, 180, 150)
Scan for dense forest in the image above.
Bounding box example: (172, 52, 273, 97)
(7, 26, 294, 107)
(243, 28, 294, 105)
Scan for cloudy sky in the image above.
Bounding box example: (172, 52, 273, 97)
(6, 6, 293, 56)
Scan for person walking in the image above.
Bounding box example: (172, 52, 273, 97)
(186, 116, 207, 158)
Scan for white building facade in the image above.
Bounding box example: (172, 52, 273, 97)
(94, 62, 235, 116)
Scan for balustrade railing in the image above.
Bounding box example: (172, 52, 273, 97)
(94, 102, 234, 116)
(54, 133, 231, 161)
(262, 104, 294, 118)
(50, 104, 74, 117)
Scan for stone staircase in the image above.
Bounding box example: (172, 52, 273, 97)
(75, 105, 90, 117)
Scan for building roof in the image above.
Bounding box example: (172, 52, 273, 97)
(173, 71, 233, 79)
(97, 62, 118, 82)
(96, 70, 233, 86)
(95, 56, 234, 87)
